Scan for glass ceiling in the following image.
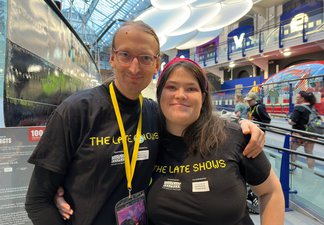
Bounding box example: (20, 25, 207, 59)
(61, 0, 152, 49)
(60, 0, 255, 70)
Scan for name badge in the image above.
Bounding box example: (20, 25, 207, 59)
(115, 190, 147, 225)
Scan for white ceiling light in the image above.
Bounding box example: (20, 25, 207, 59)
(161, 31, 198, 51)
(176, 29, 223, 50)
(151, 0, 196, 10)
(199, 0, 253, 32)
(135, 6, 191, 36)
(229, 61, 236, 68)
(169, 4, 221, 36)
(283, 51, 292, 57)
(190, 0, 222, 8)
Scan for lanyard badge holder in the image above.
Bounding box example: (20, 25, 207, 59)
(115, 191, 147, 225)
(109, 83, 148, 225)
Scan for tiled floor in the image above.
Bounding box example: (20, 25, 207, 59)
(250, 209, 324, 225)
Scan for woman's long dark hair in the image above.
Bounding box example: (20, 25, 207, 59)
(157, 61, 227, 156)
(299, 91, 317, 106)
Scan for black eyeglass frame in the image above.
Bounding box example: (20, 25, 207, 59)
(112, 48, 159, 66)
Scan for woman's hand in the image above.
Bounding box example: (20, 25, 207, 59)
(239, 119, 265, 158)
(54, 186, 73, 220)
(235, 111, 241, 118)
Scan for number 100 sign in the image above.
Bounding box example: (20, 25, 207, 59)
(28, 127, 46, 142)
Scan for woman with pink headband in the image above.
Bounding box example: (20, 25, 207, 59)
(53, 56, 282, 225)
(147, 57, 284, 225)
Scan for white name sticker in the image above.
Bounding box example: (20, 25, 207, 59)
(137, 150, 149, 161)
(192, 180, 210, 192)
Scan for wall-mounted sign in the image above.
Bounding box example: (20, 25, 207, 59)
(228, 25, 254, 51)
(0, 127, 43, 225)
(290, 13, 309, 32)
(233, 33, 246, 48)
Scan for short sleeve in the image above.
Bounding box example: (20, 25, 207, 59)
(225, 123, 271, 186)
(239, 152, 271, 186)
(290, 107, 302, 123)
(28, 108, 76, 174)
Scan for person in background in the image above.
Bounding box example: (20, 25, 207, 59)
(245, 92, 271, 126)
(25, 21, 265, 225)
(147, 58, 284, 224)
(244, 92, 272, 214)
(235, 94, 248, 119)
(288, 91, 317, 169)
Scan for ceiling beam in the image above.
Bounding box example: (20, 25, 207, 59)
(83, 0, 100, 24)
(94, 19, 126, 46)
(96, 0, 128, 37)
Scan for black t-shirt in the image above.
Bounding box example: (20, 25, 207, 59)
(28, 81, 160, 225)
(147, 123, 271, 225)
(290, 104, 312, 130)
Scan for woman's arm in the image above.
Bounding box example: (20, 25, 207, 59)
(288, 109, 299, 125)
(25, 166, 66, 225)
(250, 169, 285, 225)
(55, 187, 74, 220)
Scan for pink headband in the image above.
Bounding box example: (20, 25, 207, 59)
(157, 57, 208, 91)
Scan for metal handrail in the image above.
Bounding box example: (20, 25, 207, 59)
(264, 144, 324, 161)
(254, 118, 324, 211)
(252, 120, 324, 141)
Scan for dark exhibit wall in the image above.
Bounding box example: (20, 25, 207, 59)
(4, 41, 89, 127)
(1, 0, 101, 127)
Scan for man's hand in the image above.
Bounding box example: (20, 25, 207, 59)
(239, 119, 265, 158)
(54, 187, 73, 220)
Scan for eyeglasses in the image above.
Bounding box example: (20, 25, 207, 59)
(113, 48, 159, 66)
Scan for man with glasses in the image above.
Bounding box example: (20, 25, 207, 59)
(25, 21, 265, 225)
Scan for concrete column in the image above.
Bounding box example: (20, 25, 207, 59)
(251, 57, 269, 79)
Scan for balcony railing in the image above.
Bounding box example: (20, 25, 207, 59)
(193, 8, 324, 67)
(253, 120, 324, 221)
(211, 75, 324, 115)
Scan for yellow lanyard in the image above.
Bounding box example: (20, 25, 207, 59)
(109, 82, 143, 195)
(248, 106, 256, 120)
